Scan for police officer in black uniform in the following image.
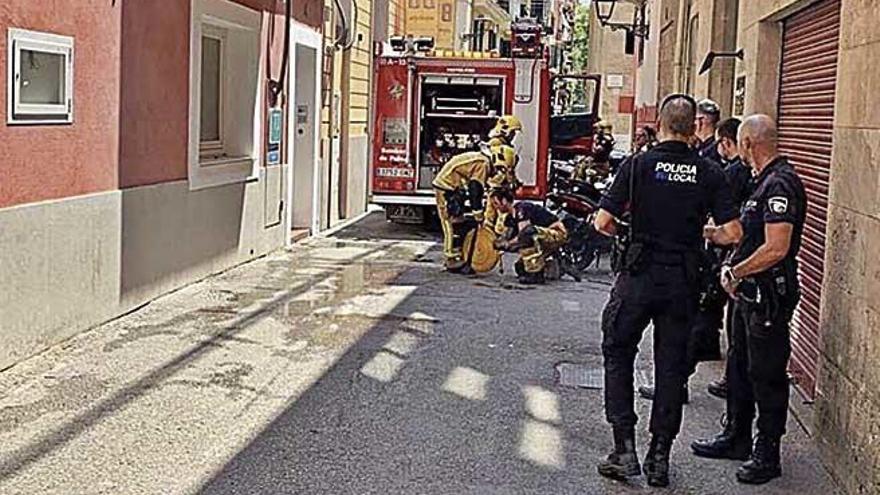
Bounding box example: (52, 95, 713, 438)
(705, 117, 755, 398)
(637, 117, 755, 403)
(593, 95, 743, 487)
(695, 99, 723, 165)
(692, 115, 806, 485)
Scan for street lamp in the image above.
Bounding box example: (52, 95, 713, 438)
(593, 0, 616, 24)
(592, 0, 649, 40)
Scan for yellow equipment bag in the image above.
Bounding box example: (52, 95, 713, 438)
(463, 226, 501, 273)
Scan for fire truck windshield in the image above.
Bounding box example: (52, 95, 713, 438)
(551, 77, 598, 117)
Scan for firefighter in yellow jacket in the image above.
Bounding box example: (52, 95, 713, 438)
(488, 115, 523, 146)
(490, 188, 569, 284)
(433, 143, 516, 272)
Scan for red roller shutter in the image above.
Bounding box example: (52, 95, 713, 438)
(777, 0, 841, 398)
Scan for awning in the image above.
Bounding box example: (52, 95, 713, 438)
(474, 0, 512, 35)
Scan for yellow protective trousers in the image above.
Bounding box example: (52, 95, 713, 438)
(519, 225, 569, 273)
(435, 189, 466, 269)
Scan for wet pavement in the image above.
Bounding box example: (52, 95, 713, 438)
(0, 213, 839, 494)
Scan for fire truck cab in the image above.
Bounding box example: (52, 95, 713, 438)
(370, 21, 600, 223)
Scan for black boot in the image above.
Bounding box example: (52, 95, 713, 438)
(736, 435, 782, 485)
(637, 385, 689, 404)
(707, 377, 728, 399)
(643, 436, 672, 488)
(597, 429, 641, 480)
(691, 416, 752, 460)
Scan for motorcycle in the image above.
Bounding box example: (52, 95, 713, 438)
(545, 158, 615, 279)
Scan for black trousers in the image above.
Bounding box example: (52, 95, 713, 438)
(602, 263, 698, 439)
(726, 299, 794, 438)
(685, 294, 728, 377)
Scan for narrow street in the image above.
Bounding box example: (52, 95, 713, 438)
(0, 214, 837, 495)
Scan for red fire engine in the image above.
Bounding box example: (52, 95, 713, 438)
(370, 21, 601, 223)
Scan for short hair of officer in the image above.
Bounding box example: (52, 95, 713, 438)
(659, 97, 697, 138)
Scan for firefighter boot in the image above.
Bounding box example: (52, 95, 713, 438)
(597, 429, 641, 480)
(514, 258, 545, 285)
(518, 270, 545, 285)
(736, 435, 782, 485)
(643, 436, 673, 488)
(691, 416, 752, 461)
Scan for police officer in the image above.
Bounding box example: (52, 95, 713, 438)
(489, 188, 568, 284)
(705, 116, 755, 398)
(432, 144, 514, 272)
(695, 99, 723, 165)
(639, 115, 754, 404)
(692, 115, 806, 486)
(593, 94, 743, 487)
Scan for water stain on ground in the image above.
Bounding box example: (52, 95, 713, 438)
(0, 374, 109, 434)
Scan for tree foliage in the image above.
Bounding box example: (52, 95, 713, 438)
(569, 3, 590, 75)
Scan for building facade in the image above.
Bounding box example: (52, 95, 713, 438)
(314, 0, 385, 233)
(634, 0, 739, 118)
(587, 2, 637, 150)
(733, 1, 880, 493)
(0, 0, 323, 370)
(627, 0, 879, 492)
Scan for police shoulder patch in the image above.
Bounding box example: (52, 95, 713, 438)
(768, 196, 789, 214)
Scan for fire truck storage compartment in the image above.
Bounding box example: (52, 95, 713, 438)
(416, 75, 505, 190)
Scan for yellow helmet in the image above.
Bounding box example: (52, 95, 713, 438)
(490, 143, 517, 171)
(488, 115, 523, 140)
(595, 120, 613, 132)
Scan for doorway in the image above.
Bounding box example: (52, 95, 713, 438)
(287, 29, 322, 244)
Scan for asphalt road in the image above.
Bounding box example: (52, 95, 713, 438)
(0, 212, 838, 494)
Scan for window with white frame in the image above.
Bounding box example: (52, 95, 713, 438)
(188, 0, 261, 190)
(7, 28, 74, 124)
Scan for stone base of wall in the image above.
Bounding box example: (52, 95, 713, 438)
(120, 167, 287, 309)
(0, 191, 122, 370)
(0, 166, 288, 371)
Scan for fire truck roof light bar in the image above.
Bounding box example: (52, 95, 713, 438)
(388, 36, 436, 54)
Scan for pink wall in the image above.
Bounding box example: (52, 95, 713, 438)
(0, 0, 324, 204)
(118, 0, 190, 188)
(0, 1, 120, 209)
(119, 0, 317, 188)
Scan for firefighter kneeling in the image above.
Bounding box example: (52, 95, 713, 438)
(489, 188, 569, 284)
(433, 143, 516, 273)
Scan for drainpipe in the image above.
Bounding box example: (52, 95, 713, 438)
(673, 0, 690, 92)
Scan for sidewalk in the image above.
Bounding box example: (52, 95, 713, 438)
(0, 214, 839, 494)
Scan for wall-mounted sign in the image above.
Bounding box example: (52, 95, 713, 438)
(269, 108, 283, 145)
(268, 107, 283, 165)
(606, 74, 625, 89)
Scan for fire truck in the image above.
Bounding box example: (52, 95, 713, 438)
(370, 21, 601, 223)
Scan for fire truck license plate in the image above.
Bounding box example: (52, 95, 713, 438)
(376, 167, 414, 178)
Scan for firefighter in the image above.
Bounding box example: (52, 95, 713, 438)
(575, 121, 615, 181)
(488, 115, 523, 146)
(592, 94, 742, 487)
(482, 145, 519, 234)
(489, 188, 569, 284)
(693, 115, 806, 486)
(433, 143, 516, 273)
